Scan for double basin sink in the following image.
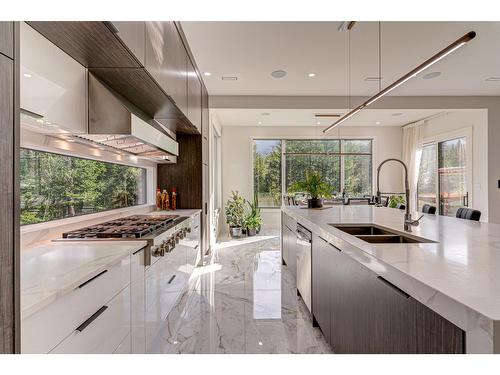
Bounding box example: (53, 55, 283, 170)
(330, 224, 436, 244)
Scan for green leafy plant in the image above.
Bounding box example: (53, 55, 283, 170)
(388, 195, 406, 208)
(244, 197, 262, 230)
(287, 171, 333, 199)
(225, 191, 247, 227)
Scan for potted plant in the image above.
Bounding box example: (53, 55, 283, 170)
(244, 197, 262, 236)
(288, 171, 333, 208)
(225, 191, 247, 237)
(388, 194, 406, 208)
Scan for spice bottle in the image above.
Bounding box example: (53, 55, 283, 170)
(156, 188, 162, 210)
(171, 188, 177, 211)
(165, 190, 170, 210)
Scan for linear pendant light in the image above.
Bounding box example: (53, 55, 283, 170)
(323, 31, 476, 133)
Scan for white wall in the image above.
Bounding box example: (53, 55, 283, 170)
(421, 110, 488, 221)
(220, 125, 404, 232)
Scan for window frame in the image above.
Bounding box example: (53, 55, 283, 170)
(252, 136, 375, 209)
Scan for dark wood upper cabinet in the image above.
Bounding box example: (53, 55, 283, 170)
(145, 22, 188, 115)
(27, 21, 203, 135)
(201, 85, 209, 137)
(187, 58, 202, 132)
(0, 22, 14, 59)
(111, 21, 146, 66)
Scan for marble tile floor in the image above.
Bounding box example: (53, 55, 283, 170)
(152, 229, 333, 354)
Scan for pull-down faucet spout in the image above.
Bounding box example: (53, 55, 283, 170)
(376, 158, 422, 232)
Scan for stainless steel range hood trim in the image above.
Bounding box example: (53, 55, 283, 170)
(86, 73, 179, 161)
(131, 115, 178, 156)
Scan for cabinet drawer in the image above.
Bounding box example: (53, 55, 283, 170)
(22, 255, 131, 353)
(51, 286, 131, 354)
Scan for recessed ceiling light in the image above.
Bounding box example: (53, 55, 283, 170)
(261, 112, 271, 116)
(375, 121, 381, 125)
(485, 77, 500, 81)
(204, 72, 211, 76)
(308, 73, 316, 78)
(316, 121, 321, 125)
(392, 112, 403, 117)
(271, 70, 287, 78)
(222, 76, 238, 81)
(23, 73, 32, 78)
(422, 71, 441, 79)
(258, 121, 262, 125)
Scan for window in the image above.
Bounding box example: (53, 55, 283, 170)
(342, 140, 372, 197)
(253, 140, 282, 207)
(20, 148, 146, 225)
(284, 140, 341, 194)
(253, 138, 373, 207)
(417, 135, 469, 217)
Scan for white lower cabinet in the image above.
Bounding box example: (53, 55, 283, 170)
(22, 216, 201, 354)
(22, 255, 131, 354)
(131, 248, 146, 354)
(50, 286, 131, 354)
(145, 241, 189, 352)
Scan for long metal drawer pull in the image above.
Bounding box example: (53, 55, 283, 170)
(377, 276, 410, 299)
(319, 236, 341, 252)
(78, 270, 108, 289)
(167, 275, 176, 284)
(132, 247, 145, 255)
(76, 306, 108, 332)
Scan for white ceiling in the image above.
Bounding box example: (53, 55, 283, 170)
(213, 108, 451, 127)
(182, 21, 500, 96)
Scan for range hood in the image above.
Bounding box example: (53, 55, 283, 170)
(79, 74, 179, 163)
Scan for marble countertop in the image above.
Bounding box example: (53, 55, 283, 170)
(21, 241, 147, 319)
(283, 205, 500, 323)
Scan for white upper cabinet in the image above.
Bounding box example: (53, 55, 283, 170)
(20, 22, 87, 134)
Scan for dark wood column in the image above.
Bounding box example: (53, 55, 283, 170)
(0, 21, 20, 354)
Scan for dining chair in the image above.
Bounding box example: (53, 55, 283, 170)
(456, 207, 481, 221)
(422, 204, 437, 214)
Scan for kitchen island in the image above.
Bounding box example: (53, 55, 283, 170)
(282, 205, 500, 354)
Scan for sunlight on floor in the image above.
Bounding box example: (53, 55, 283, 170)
(214, 234, 279, 249)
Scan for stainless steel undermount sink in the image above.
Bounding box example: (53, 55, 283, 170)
(329, 224, 437, 244)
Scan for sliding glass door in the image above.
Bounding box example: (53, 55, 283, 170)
(438, 137, 467, 217)
(417, 134, 470, 217)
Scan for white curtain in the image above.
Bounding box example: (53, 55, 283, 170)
(402, 121, 424, 213)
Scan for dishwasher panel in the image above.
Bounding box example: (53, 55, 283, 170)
(296, 224, 312, 313)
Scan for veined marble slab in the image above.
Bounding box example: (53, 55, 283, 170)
(283, 205, 500, 354)
(21, 241, 147, 319)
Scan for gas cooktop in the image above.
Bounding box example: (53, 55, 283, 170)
(62, 215, 180, 239)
